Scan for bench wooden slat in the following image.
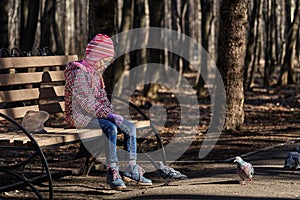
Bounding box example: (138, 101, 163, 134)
(0, 102, 65, 120)
(0, 86, 64, 102)
(0, 55, 78, 69)
(0, 105, 39, 120)
(0, 71, 65, 86)
(0, 86, 64, 103)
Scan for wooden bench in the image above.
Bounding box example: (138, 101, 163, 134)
(0, 55, 151, 147)
(0, 55, 161, 199)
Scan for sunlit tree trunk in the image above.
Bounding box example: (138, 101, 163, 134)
(8, 0, 21, 49)
(218, 0, 248, 131)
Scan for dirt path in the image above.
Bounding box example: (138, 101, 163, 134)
(2, 142, 299, 200)
(106, 142, 300, 200)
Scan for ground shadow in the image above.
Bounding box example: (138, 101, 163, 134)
(124, 194, 297, 200)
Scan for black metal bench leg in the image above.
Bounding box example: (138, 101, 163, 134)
(83, 156, 97, 176)
(0, 112, 53, 200)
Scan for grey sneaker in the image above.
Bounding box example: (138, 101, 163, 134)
(106, 166, 126, 190)
(123, 165, 152, 186)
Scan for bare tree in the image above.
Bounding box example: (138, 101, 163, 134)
(247, 0, 263, 89)
(262, 0, 275, 87)
(111, 0, 133, 95)
(74, 0, 88, 57)
(20, 0, 39, 52)
(0, 0, 8, 49)
(8, 0, 21, 50)
(40, 0, 54, 50)
(130, 0, 147, 68)
(218, 0, 248, 131)
(244, 0, 261, 89)
(143, 0, 164, 100)
(278, 0, 300, 85)
(195, 0, 214, 96)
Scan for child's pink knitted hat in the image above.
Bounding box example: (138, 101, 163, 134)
(85, 34, 114, 67)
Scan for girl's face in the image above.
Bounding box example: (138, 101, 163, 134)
(94, 56, 114, 73)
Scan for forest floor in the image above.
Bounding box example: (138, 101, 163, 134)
(1, 75, 300, 199)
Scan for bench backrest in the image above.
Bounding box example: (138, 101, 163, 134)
(0, 55, 78, 121)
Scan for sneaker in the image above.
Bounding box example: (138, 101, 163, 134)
(123, 165, 152, 186)
(106, 166, 126, 190)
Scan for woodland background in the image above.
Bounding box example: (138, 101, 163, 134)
(0, 0, 300, 131)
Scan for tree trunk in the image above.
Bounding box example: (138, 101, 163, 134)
(196, 0, 214, 96)
(171, 0, 180, 72)
(129, 0, 147, 75)
(248, 0, 263, 89)
(88, 0, 117, 94)
(296, 25, 300, 68)
(74, 0, 88, 57)
(143, 0, 164, 100)
(218, 0, 248, 131)
(0, 0, 8, 49)
(278, 0, 300, 85)
(88, 0, 116, 41)
(112, 0, 133, 95)
(20, 0, 39, 52)
(244, 0, 259, 89)
(130, 0, 146, 69)
(8, 0, 21, 50)
(40, 0, 54, 49)
(262, 0, 272, 87)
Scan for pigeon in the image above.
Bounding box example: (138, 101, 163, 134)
(283, 151, 300, 170)
(154, 161, 188, 185)
(143, 153, 187, 185)
(234, 156, 254, 185)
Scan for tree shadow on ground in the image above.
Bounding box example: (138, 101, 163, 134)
(123, 194, 297, 200)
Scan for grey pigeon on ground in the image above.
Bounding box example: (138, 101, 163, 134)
(143, 152, 187, 185)
(234, 156, 254, 185)
(283, 151, 300, 170)
(154, 161, 188, 185)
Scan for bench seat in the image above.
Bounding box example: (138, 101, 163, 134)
(0, 120, 150, 147)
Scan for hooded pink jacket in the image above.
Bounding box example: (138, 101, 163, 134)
(64, 60, 112, 128)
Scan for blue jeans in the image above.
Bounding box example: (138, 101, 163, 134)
(87, 118, 137, 164)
